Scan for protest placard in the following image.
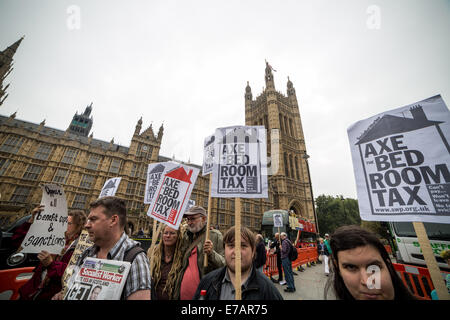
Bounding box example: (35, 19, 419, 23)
(64, 257, 131, 300)
(201, 133, 215, 266)
(348, 95, 450, 300)
(347, 95, 450, 223)
(21, 184, 68, 254)
(61, 229, 94, 297)
(273, 213, 283, 228)
(209, 125, 269, 300)
(99, 177, 121, 198)
(148, 162, 200, 230)
(211, 125, 268, 198)
(202, 134, 215, 176)
(144, 163, 167, 204)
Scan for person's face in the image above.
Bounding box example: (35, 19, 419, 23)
(225, 236, 255, 274)
(85, 206, 117, 244)
(90, 287, 101, 300)
(66, 216, 76, 237)
(162, 226, 178, 247)
(186, 214, 206, 233)
(337, 245, 395, 300)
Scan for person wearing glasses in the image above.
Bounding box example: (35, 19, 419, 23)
(176, 206, 225, 300)
(149, 224, 185, 300)
(15, 206, 87, 300)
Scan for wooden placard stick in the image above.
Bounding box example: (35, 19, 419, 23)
(413, 222, 450, 300)
(204, 175, 213, 267)
(235, 197, 242, 300)
(147, 220, 164, 259)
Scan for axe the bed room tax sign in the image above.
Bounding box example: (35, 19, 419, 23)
(347, 95, 450, 223)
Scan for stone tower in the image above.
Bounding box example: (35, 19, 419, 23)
(67, 103, 94, 136)
(0, 36, 24, 106)
(245, 61, 315, 221)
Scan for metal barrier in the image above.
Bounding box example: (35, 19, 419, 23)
(0, 267, 34, 300)
(393, 263, 449, 300)
(263, 247, 318, 278)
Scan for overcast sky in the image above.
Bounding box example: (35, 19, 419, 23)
(1, 0, 449, 200)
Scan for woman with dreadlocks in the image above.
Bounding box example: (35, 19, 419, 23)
(150, 224, 185, 300)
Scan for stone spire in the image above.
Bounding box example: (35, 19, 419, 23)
(264, 60, 275, 91)
(0, 36, 24, 106)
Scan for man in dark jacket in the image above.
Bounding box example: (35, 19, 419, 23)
(269, 233, 284, 284)
(193, 226, 283, 300)
(254, 234, 267, 273)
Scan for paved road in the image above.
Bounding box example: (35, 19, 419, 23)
(270, 262, 336, 300)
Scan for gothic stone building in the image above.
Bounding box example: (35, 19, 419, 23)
(0, 37, 24, 106)
(245, 62, 315, 222)
(0, 39, 315, 235)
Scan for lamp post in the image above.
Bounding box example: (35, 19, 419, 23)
(302, 151, 319, 235)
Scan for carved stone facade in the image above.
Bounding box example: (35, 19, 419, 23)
(0, 56, 315, 235)
(245, 62, 315, 222)
(0, 108, 163, 235)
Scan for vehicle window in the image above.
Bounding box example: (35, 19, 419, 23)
(1, 215, 31, 232)
(393, 222, 450, 240)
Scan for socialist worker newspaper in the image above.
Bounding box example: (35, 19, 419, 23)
(64, 257, 131, 300)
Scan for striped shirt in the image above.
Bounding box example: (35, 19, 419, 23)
(76, 232, 151, 299)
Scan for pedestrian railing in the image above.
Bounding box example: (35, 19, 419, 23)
(0, 267, 34, 300)
(263, 247, 318, 278)
(392, 263, 449, 300)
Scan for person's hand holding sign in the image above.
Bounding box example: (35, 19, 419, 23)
(38, 250, 53, 267)
(28, 205, 45, 224)
(204, 239, 214, 256)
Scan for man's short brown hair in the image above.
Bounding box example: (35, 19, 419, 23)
(223, 226, 256, 251)
(89, 196, 127, 229)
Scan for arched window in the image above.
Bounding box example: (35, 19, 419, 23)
(289, 118, 295, 137)
(284, 116, 290, 136)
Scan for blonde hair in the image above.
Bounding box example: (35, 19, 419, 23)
(150, 224, 185, 299)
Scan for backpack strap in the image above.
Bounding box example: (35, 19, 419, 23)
(124, 245, 145, 263)
(120, 245, 145, 300)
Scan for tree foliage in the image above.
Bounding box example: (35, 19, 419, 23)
(316, 194, 361, 237)
(316, 194, 392, 241)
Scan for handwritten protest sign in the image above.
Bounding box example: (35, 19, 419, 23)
(211, 126, 268, 198)
(99, 177, 121, 198)
(148, 162, 200, 230)
(202, 134, 215, 176)
(64, 257, 131, 300)
(21, 184, 68, 254)
(347, 95, 450, 223)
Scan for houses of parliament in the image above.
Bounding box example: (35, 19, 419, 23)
(0, 38, 316, 236)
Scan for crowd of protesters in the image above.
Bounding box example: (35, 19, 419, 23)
(7, 195, 423, 301)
